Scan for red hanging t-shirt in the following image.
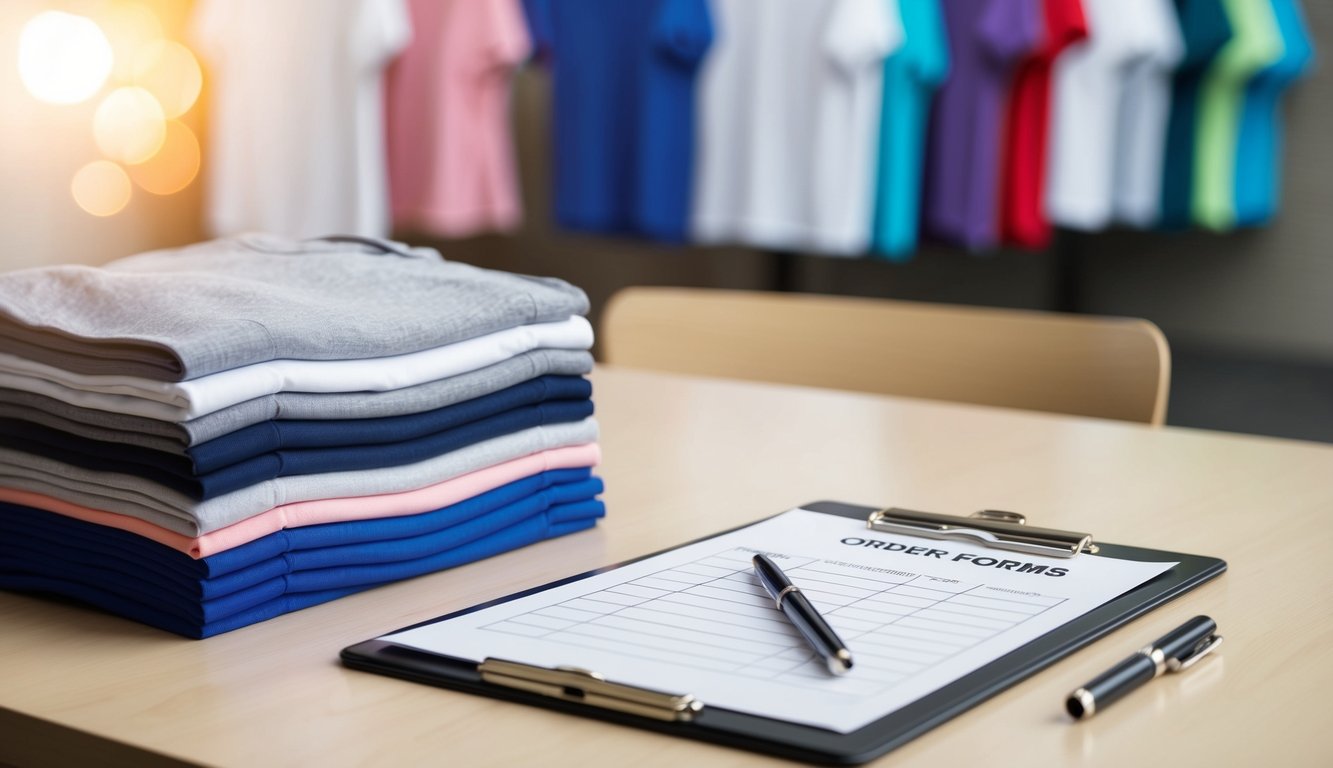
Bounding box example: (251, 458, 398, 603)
(998, 0, 1089, 249)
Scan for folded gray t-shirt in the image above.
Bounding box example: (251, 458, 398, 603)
(0, 234, 589, 381)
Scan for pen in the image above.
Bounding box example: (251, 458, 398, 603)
(1066, 615, 1222, 720)
(751, 553, 853, 676)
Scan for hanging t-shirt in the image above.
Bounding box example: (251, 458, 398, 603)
(191, 0, 410, 239)
(999, 0, 1089, 249)
(692, 0, 902, 255)
(528, 0, 713, 241)
(1112, 0, 1187, 227)
(1158, 0, 1233, 230)
(920, 0, 1042, 251)
(386, 0, 530, 237)
(870, 0, 950, 261)
(1046, 0, 1165, 231)
(1233, 0, 1314, 227)
(1192, 0, 1284, 230)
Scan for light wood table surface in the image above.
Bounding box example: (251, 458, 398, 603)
(2, 366, 1332, 767)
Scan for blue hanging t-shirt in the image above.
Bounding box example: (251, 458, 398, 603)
(1159, 0, 1234, 229)
(871, 0, 950, 261)
(1233, 0, 1314, 226)
(525, 0, 713, 240)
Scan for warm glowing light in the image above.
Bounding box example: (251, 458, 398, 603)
(131, 40, 202, 119)
(71, 160, 132, 216)
(98, 3, 162, 82)
(128, 120, 200, 195)
(93, 86, 166, 165)
(18, 12, 114, 105)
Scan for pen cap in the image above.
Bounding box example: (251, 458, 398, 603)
(1155, 616, 1216, 661)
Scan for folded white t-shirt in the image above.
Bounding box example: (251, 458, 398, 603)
(0, 316, 592, 421)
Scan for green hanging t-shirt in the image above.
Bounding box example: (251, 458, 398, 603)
(1191, 0, 1283, 230)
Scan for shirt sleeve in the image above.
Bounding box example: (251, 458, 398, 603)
(823, 0, 903, 74)
(652, 0, 715, 67)
(1049, 0, 1090, 55)
(1183, 0, 1235, 68)
(977, 0, 1043, 67)
(915, 0, 951, 85)
(521, 0, 555, 61)
(1279, 0, 1316, 77)
(1220, 0, 1284, 79)
(483, 0, 534, 69)
(353, 0, 413, 71)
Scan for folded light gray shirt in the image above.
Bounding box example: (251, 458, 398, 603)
(0, 349, 594, 450)
(0, 234, 589, 381)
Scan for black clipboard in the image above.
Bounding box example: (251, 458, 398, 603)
(341, 501, 1226, 765)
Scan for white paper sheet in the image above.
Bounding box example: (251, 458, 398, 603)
(387, 509, 1175, 733)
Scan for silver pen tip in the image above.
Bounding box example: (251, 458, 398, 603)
(828, 649, 853, 676)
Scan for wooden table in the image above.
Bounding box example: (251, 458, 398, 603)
(3, 367, 1332, 767)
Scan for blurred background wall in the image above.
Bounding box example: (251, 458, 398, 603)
(0, 0, 1328, 439)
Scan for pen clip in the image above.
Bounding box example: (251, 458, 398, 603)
(867, 508, 1098, 559)
(479, 658, 704, 722)
(1165, 634, 1223, 672)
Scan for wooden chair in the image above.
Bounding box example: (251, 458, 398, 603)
(601, 287, 1171, 425)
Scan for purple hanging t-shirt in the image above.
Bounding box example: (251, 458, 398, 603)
(922, 0, 1043, 251)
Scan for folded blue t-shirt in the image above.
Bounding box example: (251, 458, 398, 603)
(0, 511, 600, 640)
(2, 397, 593, 499)
(0, 494, 604, 625)
(0, 468, 598, 588)
(0, 475, 604, 638)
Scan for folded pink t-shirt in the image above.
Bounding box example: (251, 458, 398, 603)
(0, 443, 599, 558)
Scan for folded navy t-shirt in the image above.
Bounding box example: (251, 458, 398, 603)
(3, 388, 593, 499)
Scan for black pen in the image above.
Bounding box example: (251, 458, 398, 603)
(1066, 615, 1222, 720)
(752, 553, 853, 676)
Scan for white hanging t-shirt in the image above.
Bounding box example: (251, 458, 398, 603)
(692, 0, 901, 255)
(1044, 0, 1161, 231)
(191, 0, 411, 239)
(1112, 0, 1186, 227)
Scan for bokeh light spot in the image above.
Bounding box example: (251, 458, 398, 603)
(71, 160, 132, 216)
(128, 120, 200, 195)
(98, 3, 162, 82)
(132, 40, 202, 119)
(18, 11, 114, 105)
(93, 86, 166, 165)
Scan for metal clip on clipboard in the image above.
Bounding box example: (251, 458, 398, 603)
(479, 658, 703, 722)
(866, 508, 1099, 559)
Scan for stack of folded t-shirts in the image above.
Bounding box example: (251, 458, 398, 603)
(0, 234, 604, 638)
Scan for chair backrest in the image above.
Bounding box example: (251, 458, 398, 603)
(601, 287, 1171, 425)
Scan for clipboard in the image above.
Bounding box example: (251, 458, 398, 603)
(341, 501, 1226, 765)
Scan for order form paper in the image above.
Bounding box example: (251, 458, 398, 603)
(387, 509, 1175, 733)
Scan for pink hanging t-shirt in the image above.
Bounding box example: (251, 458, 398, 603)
(386, 0, 531, 236)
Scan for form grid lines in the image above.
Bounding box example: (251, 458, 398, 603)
(480, 548, 1068, 696)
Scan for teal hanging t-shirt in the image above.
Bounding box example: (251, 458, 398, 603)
(870, 0, 950, 261)
(1233, 0, 1314, 226)
(1159, 0, 1233, 230)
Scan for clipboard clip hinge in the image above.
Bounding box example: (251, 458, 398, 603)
(866, 508, 1099, 559)
(479, 658, 704, 722)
